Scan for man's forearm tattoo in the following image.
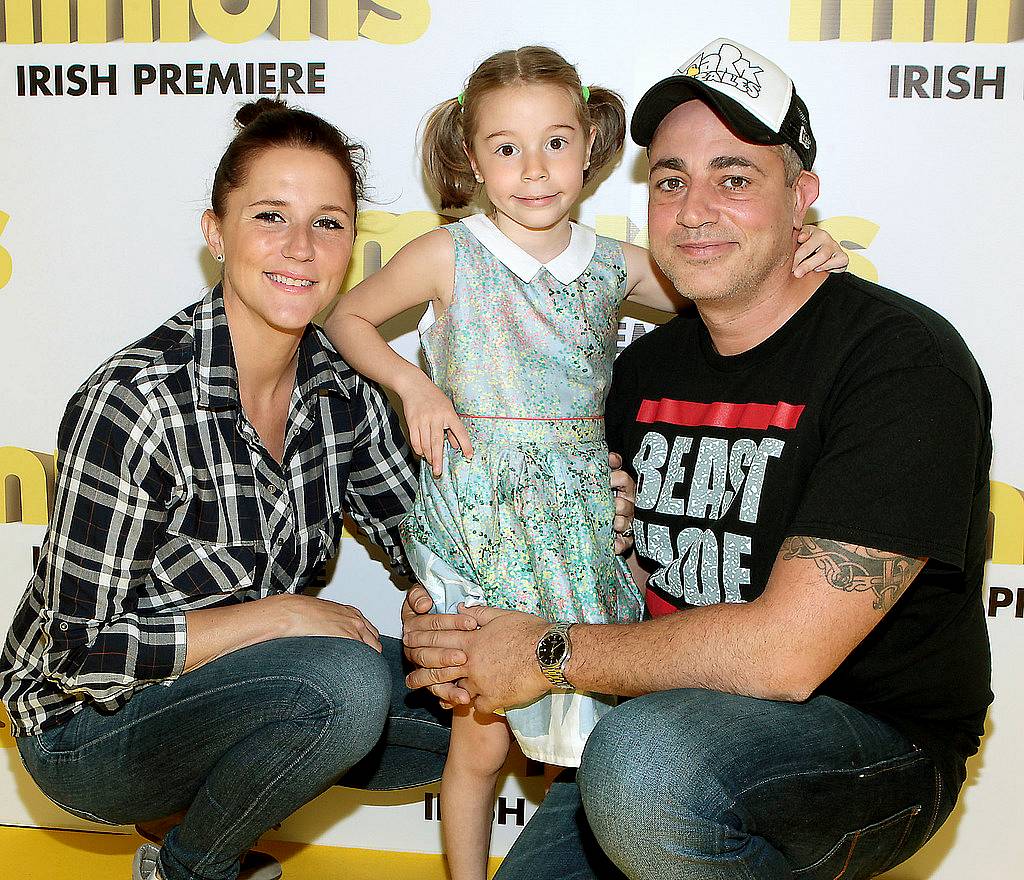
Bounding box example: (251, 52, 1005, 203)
(780, 537, 925, 613)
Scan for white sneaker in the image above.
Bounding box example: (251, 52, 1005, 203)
(132, 843, 161, 880)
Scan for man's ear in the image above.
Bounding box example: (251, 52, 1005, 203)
(791, 170, 820, 228)
(201, 209, 224, 261)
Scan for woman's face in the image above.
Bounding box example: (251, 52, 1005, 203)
(203, 145, 356, 335)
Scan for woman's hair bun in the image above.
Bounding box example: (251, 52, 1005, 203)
(234, 97, 289, 130)
(212, 97, 367, 217)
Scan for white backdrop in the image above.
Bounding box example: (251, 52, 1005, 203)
(2, 1, 1022, 876)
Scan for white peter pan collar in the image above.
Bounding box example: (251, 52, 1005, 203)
(461, 213, 597, 285)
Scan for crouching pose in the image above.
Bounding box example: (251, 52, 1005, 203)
(0, 100, 454, 880)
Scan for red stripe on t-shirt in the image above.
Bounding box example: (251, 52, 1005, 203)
(646, 589, 679, 618)
(636, 399, 805, 431)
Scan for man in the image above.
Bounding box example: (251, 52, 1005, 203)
(403, 38, 993, 879)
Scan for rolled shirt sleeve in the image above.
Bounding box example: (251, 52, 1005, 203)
(38, 379, 187, 708)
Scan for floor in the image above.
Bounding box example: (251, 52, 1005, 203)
(0, 825, 501, 879)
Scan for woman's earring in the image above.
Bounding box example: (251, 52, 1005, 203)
(474, 173, 484, 183)
(216, 254, 225, 263)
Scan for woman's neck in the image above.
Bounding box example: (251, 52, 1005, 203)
(222, 286, 302, 404)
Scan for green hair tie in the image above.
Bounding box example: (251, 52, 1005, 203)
(457, 92, 465, 106)
(582, 85, 590, 103)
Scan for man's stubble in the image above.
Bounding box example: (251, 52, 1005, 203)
(650, 220, 793, 307)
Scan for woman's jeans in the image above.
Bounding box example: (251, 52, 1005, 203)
(17, 635, 449, 880)
(495, 689, 957, 880)
(18, 638, 958, 880)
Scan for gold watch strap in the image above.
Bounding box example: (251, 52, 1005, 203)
(539, 623, 573, 688)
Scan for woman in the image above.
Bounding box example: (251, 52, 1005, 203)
(0, 99, 452, 880)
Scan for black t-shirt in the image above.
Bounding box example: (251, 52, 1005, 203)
(606, 272, 992, 791)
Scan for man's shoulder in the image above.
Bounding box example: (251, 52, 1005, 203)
(816, 273, 986, 394)
(823, 273, 964, 353)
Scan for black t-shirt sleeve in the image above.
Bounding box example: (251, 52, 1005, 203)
(788, 365, 984, 569)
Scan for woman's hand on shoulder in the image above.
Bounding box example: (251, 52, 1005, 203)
(793, 226, 849, 277)
(396, 373, 473, 478)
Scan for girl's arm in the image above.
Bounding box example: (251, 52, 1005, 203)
(322, 228, 472, 475)
(623, 226, 849, 312)
(621, 242, 691, 313)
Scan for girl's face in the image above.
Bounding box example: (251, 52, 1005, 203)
(467, 83, 596, 240)
(202, 145, 356, 337)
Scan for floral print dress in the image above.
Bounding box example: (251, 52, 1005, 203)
(401, 213, 642, 766)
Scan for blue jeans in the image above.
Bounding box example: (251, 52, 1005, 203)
(17, 635, 449, 880)
(496, 689, 956, 880)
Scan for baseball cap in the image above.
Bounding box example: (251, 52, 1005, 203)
(630, 38, 816, 169)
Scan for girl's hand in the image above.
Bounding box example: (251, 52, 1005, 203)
(399, 377, 474, 478)
(793, 226, 849, 278)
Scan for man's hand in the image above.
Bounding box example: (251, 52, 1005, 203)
(404, 605, 551, 715)
(609, 452, 636, 556)
(401, 585, 477, 707)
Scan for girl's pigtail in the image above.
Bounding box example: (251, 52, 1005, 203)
(422, 97, 477, 210)
(583, 86, 627, 182)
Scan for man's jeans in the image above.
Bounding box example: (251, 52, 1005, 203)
(495, 689, 956, 880)
(17, 635, 449, 880)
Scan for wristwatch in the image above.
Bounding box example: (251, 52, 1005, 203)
(536, 622, 575, 689)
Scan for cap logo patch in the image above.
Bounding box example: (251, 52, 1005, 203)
(678, 42, 764, 99)
(799, 126, 812, 149)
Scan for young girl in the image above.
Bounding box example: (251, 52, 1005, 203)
(324, 46, 847, 880)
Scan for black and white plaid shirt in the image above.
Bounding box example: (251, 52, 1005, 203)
(0, 286, 416, 736)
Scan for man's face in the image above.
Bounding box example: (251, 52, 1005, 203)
(647, 100, 817, 304)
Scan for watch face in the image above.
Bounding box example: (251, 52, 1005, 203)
(537, 631, 568, 666)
